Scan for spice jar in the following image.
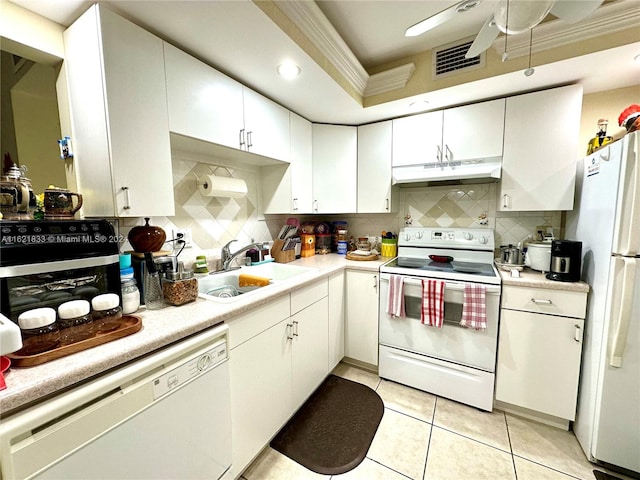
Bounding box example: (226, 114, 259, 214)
(17, 307, 61, 355)
(162, 265, 198, 306)
(92, 293, 123, 334)
(58, 300, 94, 344)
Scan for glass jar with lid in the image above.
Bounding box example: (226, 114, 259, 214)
(17, 307, 61, 355)
(58, 300, 94, 344)
(92, 293, 123, 333)
(121, 279, 140, 314)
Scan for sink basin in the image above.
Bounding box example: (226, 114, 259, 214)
(198, 262, 317, 303)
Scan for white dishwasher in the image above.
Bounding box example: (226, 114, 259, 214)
(0, 323, 232, 480)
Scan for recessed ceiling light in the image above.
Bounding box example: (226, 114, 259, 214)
(277, 62, 301, 80)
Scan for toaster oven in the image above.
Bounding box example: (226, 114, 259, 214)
(0, 220, 121, 322)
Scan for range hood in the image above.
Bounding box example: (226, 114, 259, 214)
(392, 157, 502, 185)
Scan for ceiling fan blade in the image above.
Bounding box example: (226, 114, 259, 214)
(465, 15, 499, 58)
(550, 0, 604, 23)
(405, 0, 483, 37)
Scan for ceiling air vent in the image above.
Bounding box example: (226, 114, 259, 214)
(432, 37, 485, 79)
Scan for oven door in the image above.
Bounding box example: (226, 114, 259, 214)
(379, 272, 500, 372)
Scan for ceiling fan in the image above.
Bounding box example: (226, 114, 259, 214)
(405, 0, 604, 59)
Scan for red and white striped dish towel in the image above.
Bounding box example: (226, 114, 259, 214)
(421, 279, 445, 328)
(386, 275, 405, 318)
(460, 283, 487, 330)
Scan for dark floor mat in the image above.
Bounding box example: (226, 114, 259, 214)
(270, 374, 384, 475)
(594, 470, 624, 480)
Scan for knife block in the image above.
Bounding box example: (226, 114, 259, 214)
(271, 239, 295, 264)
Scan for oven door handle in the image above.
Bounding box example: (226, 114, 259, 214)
(380, 274, 501, 295)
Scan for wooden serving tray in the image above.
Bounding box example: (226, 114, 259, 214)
(8, 315, 143, 367)
(346, 252, 379, 261)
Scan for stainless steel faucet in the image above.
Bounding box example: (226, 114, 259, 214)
(220, 240, 265, 271)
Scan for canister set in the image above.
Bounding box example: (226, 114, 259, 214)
(15, 294, 123, 356)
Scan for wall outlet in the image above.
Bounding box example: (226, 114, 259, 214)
(173, 228, 192, 248)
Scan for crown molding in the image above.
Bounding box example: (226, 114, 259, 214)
(365, 63, 416, 97)
(492, 0, 640, 59)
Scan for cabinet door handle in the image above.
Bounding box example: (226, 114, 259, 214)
(239, 129, 245, 148)
(502, 193, 509, 209)
(436, 145, 443, 163)
(292, 198, 298, 211)
(313, 200, 318, 213)
(247, 131, 253, 149)
(373, 275, 378, 291)
(293, 320, 299, 337)
(574, 324, 582, 343)
(531, 298, 553, 305)
(121, 186, 131, 210)
(385, 198, 389, 211)
(286, 323, 294, 340)
(445, 144, 452, 163)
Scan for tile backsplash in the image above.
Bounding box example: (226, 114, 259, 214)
(118, 157, 563, 269)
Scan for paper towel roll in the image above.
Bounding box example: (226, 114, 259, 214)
(198, 174, 248, 198)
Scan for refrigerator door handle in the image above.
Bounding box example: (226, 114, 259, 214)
(613, 132, 640, 255)
(609, 257, 636, 367)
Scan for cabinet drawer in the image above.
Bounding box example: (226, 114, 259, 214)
(291, 279, 328, 315)
(502, 286, 586, 319)
(228, 296, 290, 349)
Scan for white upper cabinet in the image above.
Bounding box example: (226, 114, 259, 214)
(312, 124, 357, 213)
(442, 99, 505, 162)
(391, 99, 505, 168)
(165, 43, 290, 162)
(499, 84, 583, 211)
(357, 121, 397, 213)
(261, 112, 312, 214)
(289, 113, 313, 213)
(242, 88, 290, 162)
(392, 110, 443, 167)
(164, 43, 244, 150)
(63, 5, 174, 217)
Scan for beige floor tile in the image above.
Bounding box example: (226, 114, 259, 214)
(424, 427, 516, 480)
(241, 447, 325, 480)
(331, 362, 380, 390)
(367, 408, 431, 480)
(506, 414, 595, 480)
(331, 458, 411, 479)
(433, 397, 510, 452)
(375, 379, 436, 422)
(513, 456, 584, 480)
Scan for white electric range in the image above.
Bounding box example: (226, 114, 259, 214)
(378, 227, 501, 411)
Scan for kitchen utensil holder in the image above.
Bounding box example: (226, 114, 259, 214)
(271, 239, 295, 263)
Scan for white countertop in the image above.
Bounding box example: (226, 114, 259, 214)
(0, 254, 386, 415)
(498, 267, 590, 293)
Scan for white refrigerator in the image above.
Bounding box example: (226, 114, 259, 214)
(565, 131, 639, 474)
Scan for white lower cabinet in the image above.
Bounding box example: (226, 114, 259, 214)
(229, 279, 329, 477)
(344, 270, 379, 366)
(328, 271, 345, 370)
(291, 296, 329, 409)
(496, 285, 587, 423)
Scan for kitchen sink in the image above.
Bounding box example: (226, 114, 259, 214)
(198, 262, 317, 303)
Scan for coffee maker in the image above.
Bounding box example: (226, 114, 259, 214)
(546, 240, 582, 282)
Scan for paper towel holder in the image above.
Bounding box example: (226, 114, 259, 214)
(196, 170, 248, 198)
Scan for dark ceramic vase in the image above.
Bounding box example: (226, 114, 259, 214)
(128, 217, 166, 253)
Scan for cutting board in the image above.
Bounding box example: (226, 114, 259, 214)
(346, 252, 379, 261)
